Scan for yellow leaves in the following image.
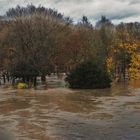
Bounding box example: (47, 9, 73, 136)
(129, 68, 139, 73)
(128, 54, 140, 80)
(113, 31, 139, 56)
(128, 71, 140, 79)
(110, 32, 140, 80)
(106, 57, 113, 73)
(130, 54, 140, 68)
(116, 42, 138, 54)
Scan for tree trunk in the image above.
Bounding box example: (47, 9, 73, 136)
(6, 72, 10, 82)
(33, 77, 37, 88)
(41, 75, 46, 84)
(26, 76, 30, 88)
(22, 77, 25, 83)
(3, 74, 6, 84)
(12, 78, 15, 86)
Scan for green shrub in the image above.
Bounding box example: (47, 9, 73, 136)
(66, 61, 112, 89)
(17, 83, 28, 89)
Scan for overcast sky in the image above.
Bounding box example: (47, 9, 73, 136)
(0, 0, 140, 24)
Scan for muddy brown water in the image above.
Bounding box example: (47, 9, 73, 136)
(0, 81, 140, 140)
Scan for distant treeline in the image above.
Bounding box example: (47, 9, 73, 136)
(0, 5, 140, 87)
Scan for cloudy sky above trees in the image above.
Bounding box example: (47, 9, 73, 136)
(0, 0, 140, 24)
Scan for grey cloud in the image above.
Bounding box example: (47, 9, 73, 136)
(128, 0, 140, 4)
(0, 0, 140, 24)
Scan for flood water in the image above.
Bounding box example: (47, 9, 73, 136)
(0, 81, 140, 140)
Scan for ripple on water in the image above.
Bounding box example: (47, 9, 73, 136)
(0, 82, 139, 140)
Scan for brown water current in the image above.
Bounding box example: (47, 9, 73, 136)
(0, 81, 140, 140)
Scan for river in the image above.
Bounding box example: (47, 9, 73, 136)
(0, 81, 140, 140)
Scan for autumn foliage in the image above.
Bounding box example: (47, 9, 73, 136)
(0, 5, 140, 88)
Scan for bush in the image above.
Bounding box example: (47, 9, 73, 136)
(66, 61, 112, 89)
(17, 83, 28, 89)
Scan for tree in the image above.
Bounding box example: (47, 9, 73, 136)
(77, 16, 92, 28)
(96, 16, 113, 28)
(128, 54, 140, 79)
(109, 24, 140, 81)
(66, 60, 112, 89)
(61, 27, 95, 72)
(1, 4, 140, 88)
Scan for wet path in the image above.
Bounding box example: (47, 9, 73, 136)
(0, 82, 140, 140)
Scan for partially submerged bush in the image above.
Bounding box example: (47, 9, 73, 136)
(66, 61, 112, 89)
(17, 83, 28, 89)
